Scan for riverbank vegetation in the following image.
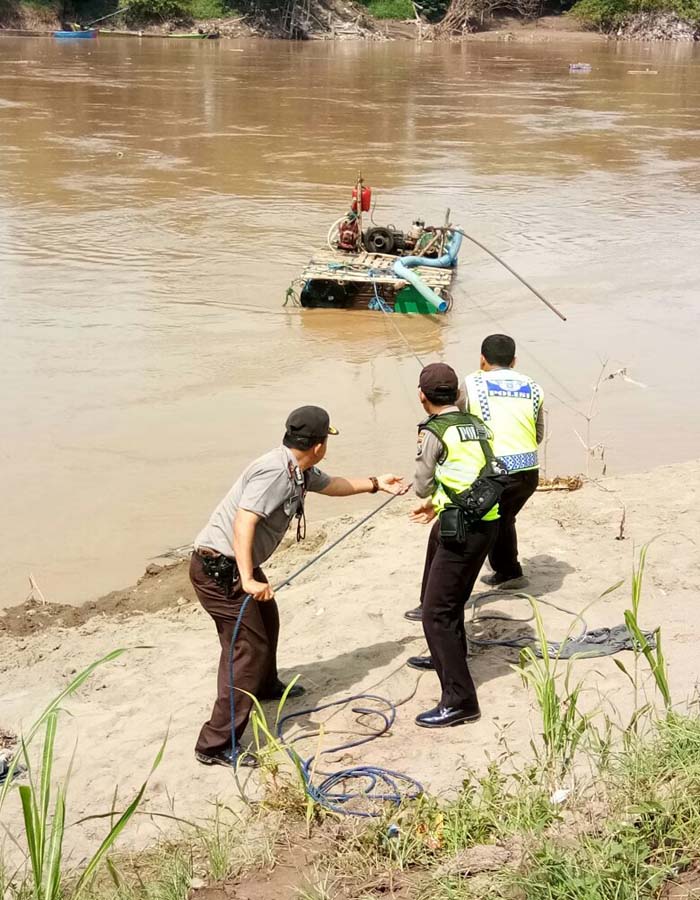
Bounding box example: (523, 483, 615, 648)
(3, 545, 700, 899)
(2, 0, 699, 36)
(569, 0, 700, 30)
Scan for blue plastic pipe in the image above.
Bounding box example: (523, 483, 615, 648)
(393, 230, 463, 314)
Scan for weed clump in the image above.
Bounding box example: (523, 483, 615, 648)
(569, 0, 700, 29)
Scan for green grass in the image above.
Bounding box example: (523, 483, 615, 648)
(358, 0, 415, 19)
(569, 0, 700, 28)
(507, 715, 700, 900)
(187, 0, 238, 19)
(70, 0, 238, 25)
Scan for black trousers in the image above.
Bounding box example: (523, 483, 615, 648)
(420, 519, 498, 709)
(488, 469, 539, 578)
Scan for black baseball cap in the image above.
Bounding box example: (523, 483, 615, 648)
(284, 406, 339, 450)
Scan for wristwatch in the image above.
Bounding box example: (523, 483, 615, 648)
(369, 476, 379, 494)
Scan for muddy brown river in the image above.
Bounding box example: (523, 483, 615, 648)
(1, 35, 699, 608)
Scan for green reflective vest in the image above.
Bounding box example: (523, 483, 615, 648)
(420, 411, 499, 520)
(465, 369, 543, 472)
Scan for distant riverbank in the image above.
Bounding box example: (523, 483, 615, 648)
(1, 3, 698, 41)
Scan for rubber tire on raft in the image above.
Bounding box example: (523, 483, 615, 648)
(363, 227, 395, 255)
(300, 280, 361, 309)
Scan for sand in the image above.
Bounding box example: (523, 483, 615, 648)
(1, 460, 699, 866)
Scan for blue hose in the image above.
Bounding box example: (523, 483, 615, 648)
(277, 695, 423, 817)
(393, 230, 463, 314)
(228, 593, 423, 815)
(228, 593, 252, 765)
(401, 229, 463, 270)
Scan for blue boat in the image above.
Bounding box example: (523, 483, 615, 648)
(53, 29, 98, 38)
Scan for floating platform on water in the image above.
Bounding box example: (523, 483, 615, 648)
(295, 249, 455, 314)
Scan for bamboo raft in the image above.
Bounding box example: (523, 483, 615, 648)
(292, 249, 455, 313)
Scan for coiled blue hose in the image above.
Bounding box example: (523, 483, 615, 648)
(277, 694, 423, 817)
(228, 594, 424, 816)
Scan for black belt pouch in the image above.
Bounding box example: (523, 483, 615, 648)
(200, 554, 239, 586)
(439, 506, 467, 546)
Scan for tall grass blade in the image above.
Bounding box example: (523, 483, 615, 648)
(0, 649, 132, 811)
(43, 786, 65, 900)
(599, 579, 624, 598)
(38, 712, 59, 879)
(274, 675, 300, 728)
(73, 730, 168, 896)
(105, 857, 123, 890)
(18, 784, 42, 899)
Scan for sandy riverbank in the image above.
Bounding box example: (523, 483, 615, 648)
(1, 459, 699, 864)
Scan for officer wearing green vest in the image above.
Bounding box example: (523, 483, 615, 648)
(407, 363, 500, 728)
(463, 334, 544, 588)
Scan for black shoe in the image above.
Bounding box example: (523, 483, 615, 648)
(482, 572, 527, 589)
(195, 748, 259, 768)
(407, 655, 435, 671)
(258, 679, 306, 701)
(415, 704, 481, 729)
(404, 606, 423, 622)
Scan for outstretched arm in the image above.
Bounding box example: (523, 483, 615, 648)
(319, 475, 407, 497)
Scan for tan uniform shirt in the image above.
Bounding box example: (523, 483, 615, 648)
(413, 406, 461, 499)
(195, 446, 330, 564)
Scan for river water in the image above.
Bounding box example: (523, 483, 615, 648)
(1, 34, 699, 608)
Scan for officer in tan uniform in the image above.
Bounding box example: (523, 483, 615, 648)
(191, 406, 406, 767)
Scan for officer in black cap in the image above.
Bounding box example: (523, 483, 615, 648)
(191, 406, 406, 767)
(406, 364, 500, 728)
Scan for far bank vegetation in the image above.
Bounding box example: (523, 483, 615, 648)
(3, 0, 700, 38)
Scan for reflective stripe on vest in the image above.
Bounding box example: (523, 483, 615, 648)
(420, 412, 499, 520)
(465, 370, 542, 472)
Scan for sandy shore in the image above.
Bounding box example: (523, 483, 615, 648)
(1, 460, 699, 864)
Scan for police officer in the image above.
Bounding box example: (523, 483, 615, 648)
(407, 364, 499, 728)
(403, 335, 544, 622)
(463, 334, 544, 588)
(191, 405, 406, 767)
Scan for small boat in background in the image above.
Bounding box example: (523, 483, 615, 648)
(53, 29, 98, 38)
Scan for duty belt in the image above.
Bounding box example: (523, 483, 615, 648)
(195, 547, 238, 584)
